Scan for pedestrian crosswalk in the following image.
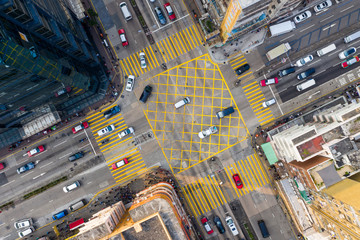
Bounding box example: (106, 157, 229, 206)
(243, 81, 275, 125)
(229, 55, 255, 84)
(120, 25, 203, 77)
(182, 154, 269, 217)
(86, 106, 148, 184)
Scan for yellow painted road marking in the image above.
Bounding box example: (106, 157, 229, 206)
(234, 162, 249, 194)
(248, 155, 263, 187)
(225, 166, 241, 198)
(179, 31, 190, 52)
(182, 187, 199, 217)
(200, 178, 216, 209)
(185, 28, 195, 49)
(240, 160, 256, 191)
(149, 45, 160, 67)
(204, 177, 220, 207)
(172, 35, 183, 55)
(189, 26, 200, 46)
(166, 38, 176, 59)
(243, 81, 257, 90)
(185, 185, 200, 216)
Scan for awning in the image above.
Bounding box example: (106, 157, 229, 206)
(261, 142, 278, 165)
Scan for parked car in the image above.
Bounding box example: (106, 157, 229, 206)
(139, 85, 152, 103)
(139, 52, 146, 68)
(52, 210, 68, 220)
(225, 216, 239, 236)
(278, 67, 295, 77)
(112, 158, 129, 170)
(259, 77, 278, 86)
(118, 127, 134, 139)
(198, 126, 218, 139)
(103, 105, 121, 119)
(126, 75, 135, 92)
(14, 218, 33, 229)
(232, 173, 243, 189)
(297, 68, 315, 80)
(213, 216, 225, 234)
(54, 86, 71, 97)
(118, 29, 129, 47)
(68, 151, 84, 162)
(18, 226, 35, 238)
(296, 55, 313, 67)
(17, 162, 35, 174)
(314, 0, 332, 12)
(201, 217, 214, 234)
(341, 56, 360, 68)
(164, 3, 176, 20)
(97, 125, 115, 136)
(294, 11, 312, 23)
(72, 122, 89, 134)
(27, 145, 45, 157)
(154, 7, 167, 25)
(235, 64, 250, 75)
(338, 47, 356, 60)
(262, 98, 276, 108)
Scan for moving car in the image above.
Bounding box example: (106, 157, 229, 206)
(18, 226, 35, 238)
(232, 173, 243, 189)
(235, 64, 250, 75)
(296, 55, 313, 67)
(338, 47, 356, 60)
(201, 217, 214, 234)
(314, 0, 332, 12)
(259, 77, 278, 86)
(225, 216, 239, 236)
(213, 216, 225, 234)
(139, 85, 152, 103)
(68, 151, 84, 162)
(27, 145, 45, 157)
(97, 125, 115, 136)
(17, 162, 35, 174)
(216, 106, 234, 119)
(297, 68, 315, 80)
(72, 122, 89, 134)
(14, 218, 33, 229)
(139, 52, 146, 68)
(262, 98, 276, 108)
(278, 67, 295, 77)
(63, 181, 81, 193)
(164, 3, 176, 20)
(54, 86, 71, 97)
(118, 29, 129, 47)
(112, 158, 129, 170)
(198, 126, 218, 139)
(0, 162, 5, 170)
(341, 56, 360, 68)
(294, 10, 312, 23)
(52, 210, 68, 220)
(103, 105, 121, 119)
(174, 97, 190, 109)
(118, 127, 135, 138)
(154, 7, 167, 25)
(126, 75, 135, 92)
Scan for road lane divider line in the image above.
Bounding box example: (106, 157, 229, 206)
(1, 180, 15, 187)
(300, 24, 315, 33)
(40, 161, 53, 169)
(59, 152, 72, 159)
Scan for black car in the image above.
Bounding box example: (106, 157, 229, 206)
(68, 151, 84, 162)
(103, 105, 121, 119)
(213, 216, 225, 234)
(139, 85, 152, 103)
(297, 68, 315, 80)
(278, 67, 295, 77)
(235, 64, 250, 75)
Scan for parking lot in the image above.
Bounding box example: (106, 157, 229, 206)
(138, 54, 249, 174)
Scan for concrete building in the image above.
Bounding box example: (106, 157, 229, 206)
(0, 0, 108, 148)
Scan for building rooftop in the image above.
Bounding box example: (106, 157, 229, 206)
(296, 135, 325, 160)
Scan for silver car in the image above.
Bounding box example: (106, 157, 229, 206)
(126, 75, 135, 92)
(139, 52, 146, 68)
(294, 11, 312, 24)
(198, 126, 218, 139)
(262, 98, 276, 108)
(295, 55, 313, 67)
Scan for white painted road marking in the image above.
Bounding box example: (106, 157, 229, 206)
(54, 140, 67, 148)
(33, 172, 46, 180)
(320, 15, 334, 22)
(1, 180, 15, 187)
(59, 152, 72, 159)
(300, 24, 315, 33)
(40, 161, 53, 169)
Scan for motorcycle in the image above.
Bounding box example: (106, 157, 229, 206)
(161, 63, 167, 70)
(79, 138, 87, 143)
(101, 139, 109, 144)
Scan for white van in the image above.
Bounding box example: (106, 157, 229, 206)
(102, 39, 109, 48)
(317, 43, 336, 57)
(344, 30, 360, 43)
(119, 2, 132, 21)
(69, 199, 86, 212)
(18, 226, 35, 237)
(269, 21, 296, 37)
(296, 79, 316, 91)
(63, 181, 80, 193)
(174, 97, 190, 109)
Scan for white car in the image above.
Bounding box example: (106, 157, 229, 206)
(118, 127, 134, 138)
(262, 98, 276, 108)
(14, 219, 33, 229)
(126, 75, 135, 92)
(314, 0, 332, 12)
(198, 126, 218, 139)
(294, 11, 312, 23)
(296, 55, 313, 67)
(97, 125, 115, 136)
(338, 47, 356, 60)
(225, 216, 239, 236)
(139, 52, 146, 68)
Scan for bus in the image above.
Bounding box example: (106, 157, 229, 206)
(266, 43, 291, 61)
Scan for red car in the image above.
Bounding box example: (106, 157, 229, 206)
(164, 3, 176, 21)
(27, 145, 45, 157)
(201, 217, 214, 234)
(112, 158, 129, 170)
(54, 86, 71, 97)
(232, 174, 243, 189)
(341, 56, 360, 68)
(260, 77, 278, 87)
(118, 29, 129, 47)
(72, 122, 89, 134)
(0, 162, 5, 170)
